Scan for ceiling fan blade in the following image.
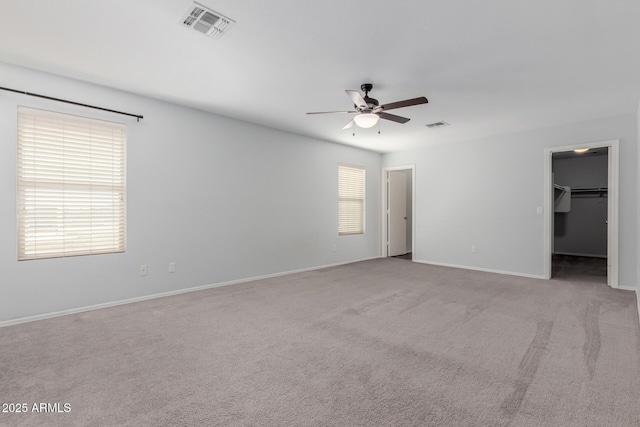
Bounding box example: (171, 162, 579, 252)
(346, 90, 368, 110)
(380, 96, 428, 111)
(342, 119, 355, 130)
(378, 112, 410, 124)
(306, 110, 357, 115)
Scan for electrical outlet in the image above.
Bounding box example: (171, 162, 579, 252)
(332, 244, 337, 252)
(168, 262, 176, 273)
(471, 245, 477, 253)
(536, 206, 543, 215)
(139, 265, 148, 276)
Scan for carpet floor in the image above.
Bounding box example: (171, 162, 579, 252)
(552, 254, 608, 284)
(1, 258, 639, 426)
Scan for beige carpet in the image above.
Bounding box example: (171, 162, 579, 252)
(1, 258, 639, 426)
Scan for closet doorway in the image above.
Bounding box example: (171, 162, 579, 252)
(382, 165, 415, 260)
(543, 140, 619, 287)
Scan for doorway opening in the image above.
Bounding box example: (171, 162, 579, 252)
(543, 140, 619, 287)
(552, 148, 608, 283)
(382, 165, 415, 260)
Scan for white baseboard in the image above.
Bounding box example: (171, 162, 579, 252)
(412, 259, 546, 280)
(0, 256, 381, 328)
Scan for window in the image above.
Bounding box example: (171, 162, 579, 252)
(338, 164, 365, 235)
(17, 107, 126, 260)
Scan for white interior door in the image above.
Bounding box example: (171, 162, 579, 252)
(388, 171, 407, 256)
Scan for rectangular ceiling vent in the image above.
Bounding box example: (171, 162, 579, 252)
(180, 2, 235, 38)
(426, 121, 449, 128)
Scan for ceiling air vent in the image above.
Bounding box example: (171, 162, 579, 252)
(426, 121, 449, 128)
(180, 2, 235, 38)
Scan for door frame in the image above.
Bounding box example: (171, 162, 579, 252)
(543, 139, 619, 287)
(382, 165, 416, 258)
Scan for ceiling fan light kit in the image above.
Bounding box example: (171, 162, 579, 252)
(353, 113, 379, 128)
(307, 83, 428, 131)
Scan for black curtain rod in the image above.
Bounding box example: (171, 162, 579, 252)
(0, 86, 143, 121)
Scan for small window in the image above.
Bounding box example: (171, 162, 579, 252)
(17, 107, 126, 260)
(338, 164, 365, 235)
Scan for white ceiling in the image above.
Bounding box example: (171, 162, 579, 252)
(1, 0, 640, 153)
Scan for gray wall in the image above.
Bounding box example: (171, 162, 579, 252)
(0, 62, 382, 323)
(553, 154, 608, 257)
(383, 115, 637, 286)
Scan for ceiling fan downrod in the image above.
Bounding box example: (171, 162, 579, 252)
(361, 83, 373, 97)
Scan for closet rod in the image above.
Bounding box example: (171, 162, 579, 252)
(0, 86, 143, 121)
(572, 187, 607, 193)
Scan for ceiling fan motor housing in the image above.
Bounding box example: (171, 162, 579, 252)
(360, 83, 379, 110)
(363, 97, 379, 109)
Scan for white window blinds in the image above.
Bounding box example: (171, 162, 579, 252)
(17, 107, 126, 260)
(338, 164, 365, 235)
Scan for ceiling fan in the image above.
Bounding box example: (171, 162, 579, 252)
(306, 83, 428, 129)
